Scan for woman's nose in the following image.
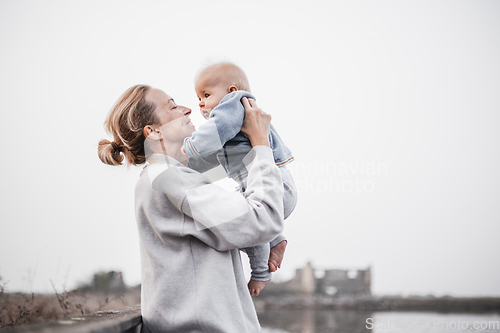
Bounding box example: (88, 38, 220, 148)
(180, 106, 191, 115)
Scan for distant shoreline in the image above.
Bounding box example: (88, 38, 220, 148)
(254, 295, 500, 313)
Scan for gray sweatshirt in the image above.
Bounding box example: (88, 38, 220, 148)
(135, 146, 284, 332)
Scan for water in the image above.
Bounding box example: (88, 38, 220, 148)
(259, 310, 500, 333)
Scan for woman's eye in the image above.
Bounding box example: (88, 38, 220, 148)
(204, 93, 210, 98)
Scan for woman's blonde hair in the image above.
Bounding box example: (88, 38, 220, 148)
(98, 84, 159, 166)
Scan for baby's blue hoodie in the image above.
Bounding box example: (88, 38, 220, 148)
(184, 90, 294, 178)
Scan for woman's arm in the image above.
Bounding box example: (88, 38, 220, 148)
(152, 101, 282, 251)
(152, 145, 283, 251)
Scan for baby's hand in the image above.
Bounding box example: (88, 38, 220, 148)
(181, 146, 188, 157)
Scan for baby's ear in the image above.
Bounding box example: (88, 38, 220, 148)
(228, 85, 238, 93)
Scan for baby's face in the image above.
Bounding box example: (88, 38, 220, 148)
(195, 74, 229, 119)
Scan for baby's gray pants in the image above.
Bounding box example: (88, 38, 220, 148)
(240, 167, 297, 281)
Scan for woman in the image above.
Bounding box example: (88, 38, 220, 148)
(98, 85, 284, 332)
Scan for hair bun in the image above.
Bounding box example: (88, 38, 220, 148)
(98, 139, 124, 166)
(111, 141, 122, 153)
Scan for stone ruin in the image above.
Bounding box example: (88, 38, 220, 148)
(268, 262, 371, 297)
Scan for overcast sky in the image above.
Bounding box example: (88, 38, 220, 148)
(0, 0, 499, 297)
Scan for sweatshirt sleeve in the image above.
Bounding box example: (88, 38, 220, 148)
(152, 146, 284, 251)
(183, 91, 252, 158)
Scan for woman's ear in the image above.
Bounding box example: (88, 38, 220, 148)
(143, 125, 162, 140)
(228, 85, 238, 93)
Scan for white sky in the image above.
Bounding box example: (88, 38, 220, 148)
(0, 0, 499, 297)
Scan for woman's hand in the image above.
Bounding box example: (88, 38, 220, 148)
(240, 97, 271, 148)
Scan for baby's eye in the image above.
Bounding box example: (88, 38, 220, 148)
(204, 93, 210, 98)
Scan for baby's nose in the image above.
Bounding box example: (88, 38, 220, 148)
(199, 100, 204, 108)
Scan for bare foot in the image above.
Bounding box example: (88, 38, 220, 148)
(248, 279, 270, 296)
(268, 240, 287, 272)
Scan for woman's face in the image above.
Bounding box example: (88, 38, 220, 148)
(146, 88, 196, 144)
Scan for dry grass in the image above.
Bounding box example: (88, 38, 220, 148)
(0, 284, 140, 328)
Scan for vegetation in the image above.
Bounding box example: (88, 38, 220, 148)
(0, 272, 140, 328)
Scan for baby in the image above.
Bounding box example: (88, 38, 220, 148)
(183, 62, 297, 296)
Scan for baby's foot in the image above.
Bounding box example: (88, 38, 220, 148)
(248, 279, 270, 296)
(268, 240, 287, 272)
